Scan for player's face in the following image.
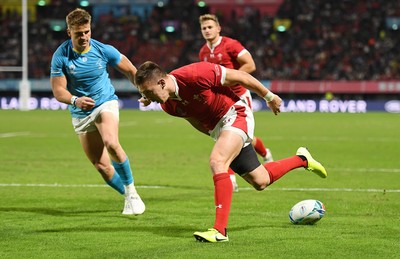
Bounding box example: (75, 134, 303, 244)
(138, 78, 169, 104)
(201, 20, 221, 43)
(68, 23, 91, 53)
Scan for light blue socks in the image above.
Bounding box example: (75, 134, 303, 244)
(106, 172, 125, 194)
(112, 158, 134, 185)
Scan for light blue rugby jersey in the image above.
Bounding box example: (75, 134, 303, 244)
(50, 39, 121, 118)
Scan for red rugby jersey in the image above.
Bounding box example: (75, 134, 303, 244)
(199, 36, 249, 96)
(161, 62, 240, 132)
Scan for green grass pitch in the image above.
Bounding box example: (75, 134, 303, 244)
(0, 110, 399, 258)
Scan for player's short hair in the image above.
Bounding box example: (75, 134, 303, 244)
(66, 8, 91, 29)
(134, 61, 167, 87)
(199, 14, 220, 26)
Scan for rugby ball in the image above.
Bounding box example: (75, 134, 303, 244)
(289, 199, 325, 225)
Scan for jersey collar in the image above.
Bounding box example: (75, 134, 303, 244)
(72, 40, 91, 54)
(207, 36, 222, 51)
(169, 75, 182, 101)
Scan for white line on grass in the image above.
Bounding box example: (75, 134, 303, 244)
(0, 183, 399, 193)
(263, 136, 399, 143)
(240, 187, 400, 193)
(119, 121, 138, 127)
(332, 168, 400, 173)
(0, 132, 31, 138)
(0, 183, 166, 189)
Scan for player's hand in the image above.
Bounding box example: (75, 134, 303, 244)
(139, 97, 152, 107)
(266, 95, 282, 115)
(76, 96, 95, 110)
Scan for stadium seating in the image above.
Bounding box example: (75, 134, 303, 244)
(1, 0, 399, 81)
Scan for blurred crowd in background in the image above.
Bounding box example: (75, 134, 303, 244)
(1, 0, 400, 80)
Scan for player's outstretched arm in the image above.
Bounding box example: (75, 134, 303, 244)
(115, 54, 137, 86)
(223, 68, 282, 115)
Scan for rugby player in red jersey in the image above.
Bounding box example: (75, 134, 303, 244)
(134, 61, 327, 242)
(199, 14, 273, 192)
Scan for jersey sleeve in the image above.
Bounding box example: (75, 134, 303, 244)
(103, 44, 122, 67)
(219, 65, 227, 85)
(227, 38, 247, 59)
(197, 62, 226, 87)
(50, 49, 65, 77)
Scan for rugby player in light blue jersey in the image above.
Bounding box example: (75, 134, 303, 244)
(50, 8, 145, 215)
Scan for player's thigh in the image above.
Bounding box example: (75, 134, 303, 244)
(79, 130, 108, 164)
(95, 111, 120, 143)
(210, 130, 243, 168)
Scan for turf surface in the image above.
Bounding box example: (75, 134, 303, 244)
(0, 110, 399, 258)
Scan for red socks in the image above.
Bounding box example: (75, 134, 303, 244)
(253, 137, 267, 157)
(213, 173, 232, 236)
(264, 156, 307, 184)
(211, 156, 306, 235)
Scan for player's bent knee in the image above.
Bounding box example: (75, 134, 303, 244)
(94, 162, 113, 177)
(253, 183, 267, 191)
(103, 140, 120, 154)
(209, 157, 227, 172)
